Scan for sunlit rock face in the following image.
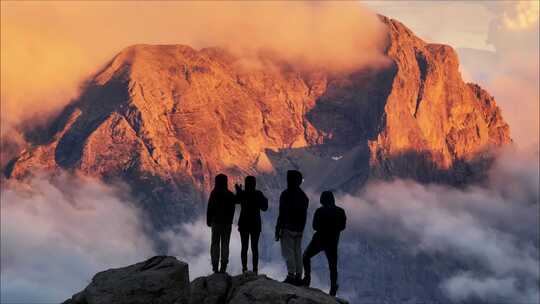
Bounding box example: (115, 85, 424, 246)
(368, 17, 510, 185)
(5, 15, 510, 227)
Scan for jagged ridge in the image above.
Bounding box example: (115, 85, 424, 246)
(6, 16, 511, 228)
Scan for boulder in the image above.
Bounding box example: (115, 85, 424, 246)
(190, 272, 347, 304)
(63, 257, 347, 304)
(63, 256, 190, 304)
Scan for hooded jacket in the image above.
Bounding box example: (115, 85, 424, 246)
(207, 174, 237, 227)
(236, 176, 268, 232)
(313, 191, 346, 237)
(276, 170, 309, 232)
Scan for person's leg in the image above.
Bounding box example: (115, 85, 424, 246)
(294, 232, 303, 279)
(251, 230, 260, 273)
(324, 239, 339, 296)
(302, 236, 323, 286)
(280, 229, 296, 282)
(210, 225, 220, 272)
(240, 230, 249, 273)
(220, 225, 232, 273)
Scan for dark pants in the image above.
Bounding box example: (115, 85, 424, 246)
(211, 223, 232, 272)
(303, 233, 339, 287)
(240, 230, 261, 271)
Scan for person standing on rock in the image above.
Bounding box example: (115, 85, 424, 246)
(234, 176, 268, 274)
(207, 173, 237, 273)
(301, 191, 346, 297)
(275, 170, 309, 285)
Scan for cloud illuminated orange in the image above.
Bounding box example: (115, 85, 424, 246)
(0, 1, 386, 137)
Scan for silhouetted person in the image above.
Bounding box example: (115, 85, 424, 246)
(275, 170, 309, 285)
(207, 174, 237, 273)
(234, 176, 268, 274)
(302, 191, 346, 296)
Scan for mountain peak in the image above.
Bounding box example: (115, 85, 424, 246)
(6, 15, 511, 228)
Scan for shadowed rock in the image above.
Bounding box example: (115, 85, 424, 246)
(192, 272, 348, 304)
(63, 257, 347, 304)
(63, 256, 190, 304)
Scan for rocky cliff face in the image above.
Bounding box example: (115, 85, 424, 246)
(368, 17, 510, 184)
(5, 16, 511, 227)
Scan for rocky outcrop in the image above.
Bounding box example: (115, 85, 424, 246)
(190, 273, 347, 304)
(5, 15, 511, 227)
(63, 256, 190, 304)
(63, 257, 345, 304)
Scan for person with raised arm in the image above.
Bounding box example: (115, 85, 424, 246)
(235, 175, 268, 274)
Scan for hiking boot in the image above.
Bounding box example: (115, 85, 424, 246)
(301, 275, 311, 287)
(219, 264, 227, 274)
(282, 274, 296, 284)
(329, 284, 339, 297)
(242, 268, 248, 274)
(293, 274, 303, 286)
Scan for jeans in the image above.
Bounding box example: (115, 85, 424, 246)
(210, 223, 232, 272)
(240, 230, 261, 271)
(280, 229, 303, 276)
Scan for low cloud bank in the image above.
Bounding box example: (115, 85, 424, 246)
(338, 146, 539, 303)
(0, 175, 155, 303)
(1, 148, 538, 303)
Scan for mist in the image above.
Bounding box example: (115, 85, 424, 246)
(1, 146, 538, 303)
(0, 1, 386, 142)
(0, 173, 327, 303)
(0, 174, 155, 303)
(338, 146, 539, 303)
(460, 1, 538, 148)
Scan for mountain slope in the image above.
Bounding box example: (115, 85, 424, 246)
(6, 16, 511, 227)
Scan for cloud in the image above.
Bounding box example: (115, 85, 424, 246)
(338, 146, 539, 303)
(488, 1, 539, 31)
(2, 146, 538, 303)
(0, 1, 386, 140)
(0, 172, 325, 302)
(442, 272, 537, 304)
(460, 1, 539, 148)
(0, 174, 155, 303)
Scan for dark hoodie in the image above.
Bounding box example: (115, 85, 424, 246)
(276, 170, 309, 232)
(313, 191, 346, 238)
(207, 174, 237, 227)
(236, 176, 268, 232)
